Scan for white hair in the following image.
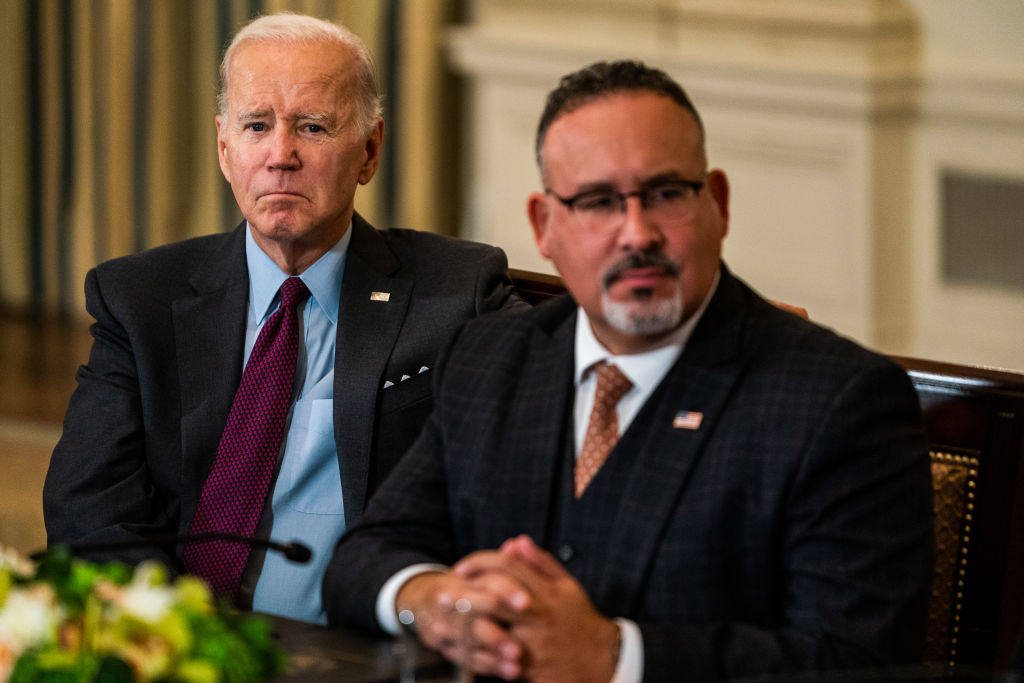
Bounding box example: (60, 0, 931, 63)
(218, 12, 383, 137)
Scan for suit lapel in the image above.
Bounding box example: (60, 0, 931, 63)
(334, 216, 410, 521)
(488, 300, 578, 546)
(173, 223, 249, 521)
(596, 269, 750, 614)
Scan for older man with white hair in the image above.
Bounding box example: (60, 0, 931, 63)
(44, 12, 519, 624)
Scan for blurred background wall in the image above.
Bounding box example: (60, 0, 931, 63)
(0, 0, 1022, 370)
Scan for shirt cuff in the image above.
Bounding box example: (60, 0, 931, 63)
(375, 563, 449, 634)
(610, 618, 644, 683)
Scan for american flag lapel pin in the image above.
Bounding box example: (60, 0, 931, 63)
(672, 410, 703, 430)
(370, 291, 390, 302)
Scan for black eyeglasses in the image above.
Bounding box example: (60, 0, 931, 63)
(546, 178, 705, 228)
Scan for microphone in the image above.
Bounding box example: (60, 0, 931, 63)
(33, 532, 313, 564)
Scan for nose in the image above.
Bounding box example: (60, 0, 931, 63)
(616, 195, 663, 251)
(267, 127, 300, 170)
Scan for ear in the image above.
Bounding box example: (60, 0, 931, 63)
(357, 118, 385, 185)
(705, 168, 730, 237)
(527, 192, 554, 259)
(215, 115, 231, 182)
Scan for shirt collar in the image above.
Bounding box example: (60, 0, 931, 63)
(244, 222, 351, 325)
(574, 268, 720, 387)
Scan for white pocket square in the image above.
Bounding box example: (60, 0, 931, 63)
(383, 366, 430, 389)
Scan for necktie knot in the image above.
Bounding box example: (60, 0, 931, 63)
(593, 362, 632, 406)
(279, 277, 310, 310)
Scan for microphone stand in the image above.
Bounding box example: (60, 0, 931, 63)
(32, 532, 313, 564)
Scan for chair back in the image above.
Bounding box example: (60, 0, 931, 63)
(895, 356, 1024, 675)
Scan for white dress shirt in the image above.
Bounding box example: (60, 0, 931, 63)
(570, 272, 717, 683)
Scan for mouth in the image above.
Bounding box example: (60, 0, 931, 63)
(259, 191, 306, 201)
(611, 266, 673, 290)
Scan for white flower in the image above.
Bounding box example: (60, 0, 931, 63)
(0, 546, 34, 580)
(0, 586, 60, 656)
(117, 563, 175, 624)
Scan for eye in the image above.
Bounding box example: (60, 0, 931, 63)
(304, 124, 324, 133)
(574, 191, 619, 213)
(646, 183, 688, 204)
(245, 122, 267, 133)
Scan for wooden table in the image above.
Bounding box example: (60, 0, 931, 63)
(269, 615, 451, 682)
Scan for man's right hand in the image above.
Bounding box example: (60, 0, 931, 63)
(395, 554, 530, 680)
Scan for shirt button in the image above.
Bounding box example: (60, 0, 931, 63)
(557, 544, 574, 562)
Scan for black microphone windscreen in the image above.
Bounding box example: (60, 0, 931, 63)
(281, 542, 312, 563)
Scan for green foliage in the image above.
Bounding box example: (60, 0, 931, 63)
(0, 546, 286, 683)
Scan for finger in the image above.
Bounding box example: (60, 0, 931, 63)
(457, 538, 549, 585)
(444, 642, 523, 682)
(466, 621, 525, 681)
(437, 574, 531, 618)
(450, 564, 533, 614)
(419, 608, 464, 652)
(497, 535, 527, 553)
(472, 615, 522, 660)
(410, 586, 485, 649)
(500, 535, 565, 579)
(478, 548, 565, 596)
(454, 546, 518, 577)
(433, 611, 524, 680)
(466, 648, 524, 682)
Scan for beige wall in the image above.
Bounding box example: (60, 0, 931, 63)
(446, 0, 1024, 371)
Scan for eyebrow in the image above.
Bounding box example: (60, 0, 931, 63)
(293, 112, 333, 124)
(572, 172, 693, 194)
(237, 110, 270, 123)
(642, 172, 693, 186)
(234, 111, 336, 126)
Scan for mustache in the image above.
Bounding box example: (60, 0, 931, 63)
(601, 251, 682, 290)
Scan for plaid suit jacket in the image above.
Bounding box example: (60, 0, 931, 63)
(325, 265, 933, 681)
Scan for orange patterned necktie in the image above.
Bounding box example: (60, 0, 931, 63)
(575, 362, 633, 498)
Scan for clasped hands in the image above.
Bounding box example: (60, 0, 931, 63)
(395, 534, 620, 682)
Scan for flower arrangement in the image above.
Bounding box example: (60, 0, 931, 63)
(0, 545, 285, 682)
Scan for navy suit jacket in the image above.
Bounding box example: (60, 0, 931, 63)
(324, 265, 934, 681)
(43, 214, 519, 570)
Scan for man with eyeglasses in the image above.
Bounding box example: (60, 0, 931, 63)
(325, 61, 933, 681)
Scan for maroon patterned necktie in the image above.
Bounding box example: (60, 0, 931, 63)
(183, 276, 310, 597)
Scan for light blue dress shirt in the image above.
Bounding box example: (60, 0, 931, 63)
(242, 225, 350, 624)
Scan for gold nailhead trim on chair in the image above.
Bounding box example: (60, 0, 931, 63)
(928, 450, 980, 673)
